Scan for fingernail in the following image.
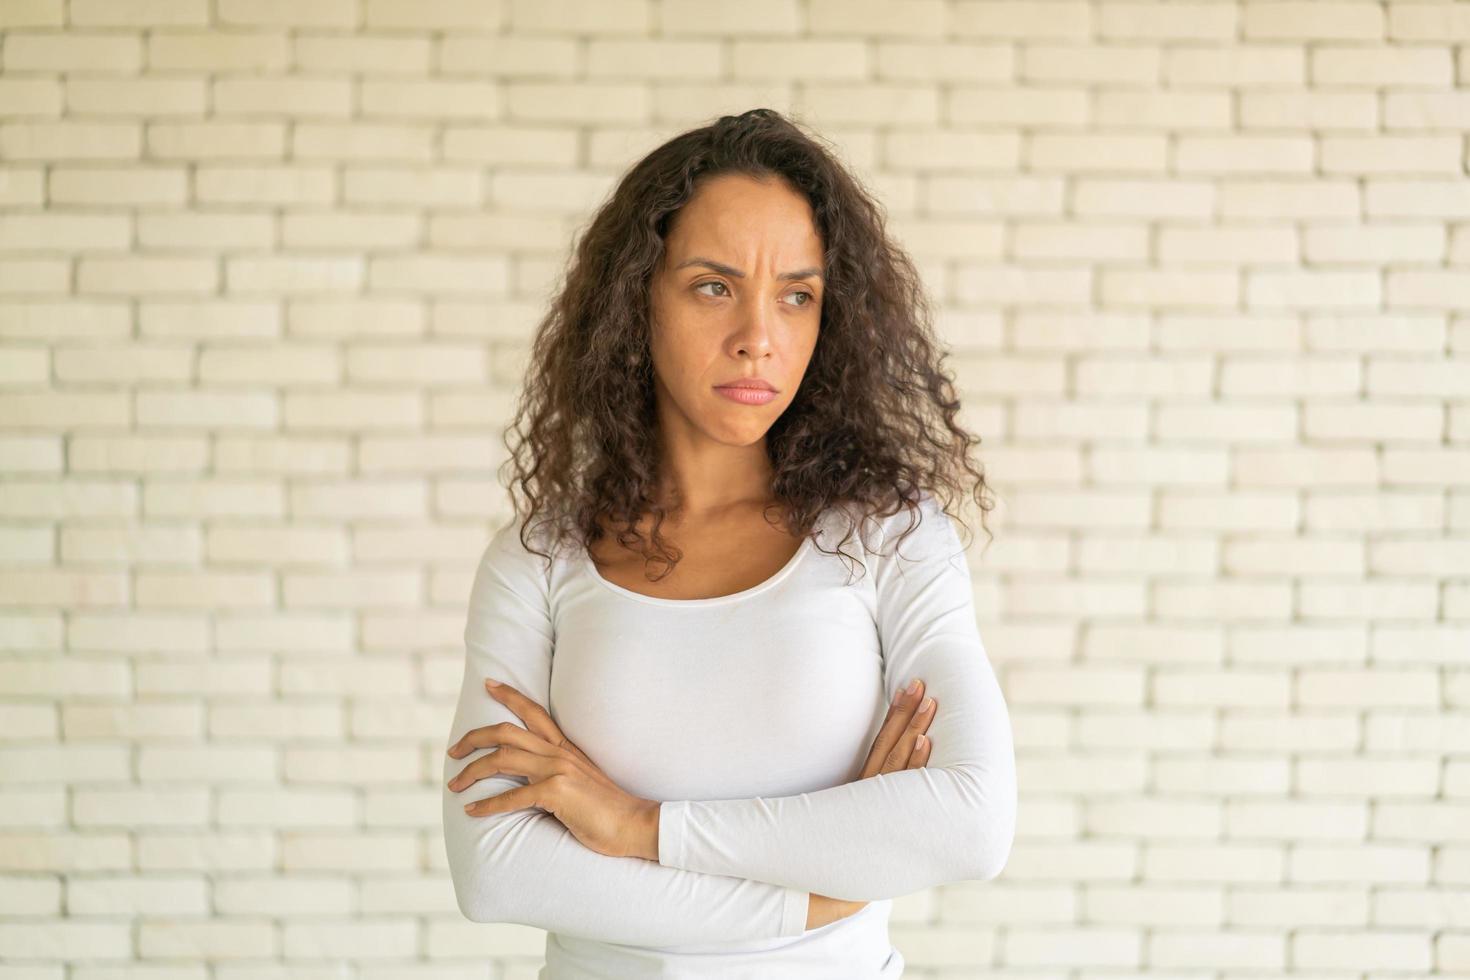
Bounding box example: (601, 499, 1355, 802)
(906, 678, 920, 695)
(920, 696, 934, 714)
(916, 734, 927, 749)
(485, 678, 501, 687)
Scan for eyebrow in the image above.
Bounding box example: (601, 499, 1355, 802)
(673, 256, 824, 283)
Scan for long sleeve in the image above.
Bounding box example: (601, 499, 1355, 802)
(656, 491, 1018, 902)
(441, 517, 811, 946)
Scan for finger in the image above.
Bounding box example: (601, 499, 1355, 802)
(876, 685, 930, 775)
(450, 744, 562, 796)
(859, 679, 925, 778)
(907, 733, 930, 769)
(449, 682, 564, 758)
(880, 694, 936, 775)
(911, 695, 935, 734)
(447, 727, 559, 792)
(482, 679, 574, 751)
(450, 720, 558, 760)
(462, 777, 550, 817)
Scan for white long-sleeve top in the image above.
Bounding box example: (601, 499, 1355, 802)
(441, 491, 1017, 979)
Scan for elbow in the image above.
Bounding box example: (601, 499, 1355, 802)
(453, 888, 489, 924)
(972, 829, 1013, 881)
(447, 859, 497, 924)
(443, 802, 543, 925)
(959, 763, 1016, 882)
(443, 813, 504, 924)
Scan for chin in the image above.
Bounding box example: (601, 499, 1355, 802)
(702, 422, 772, 447)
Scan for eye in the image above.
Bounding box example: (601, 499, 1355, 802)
(694, 281, 817, 307)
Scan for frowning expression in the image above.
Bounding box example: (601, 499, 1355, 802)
(648, 172, 824, 447)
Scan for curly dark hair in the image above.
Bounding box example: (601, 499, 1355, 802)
(502, 107, 994, 584)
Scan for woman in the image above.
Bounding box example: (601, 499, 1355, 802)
(441, 108, 1017, 979)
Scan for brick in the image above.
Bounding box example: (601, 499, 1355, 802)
(0, 168, 44, 206)
(195, 166, 336, 205)
(0, 79, 62, 117)
(0, 436, 64, 474)
(292, 123, 434, 162)
(1244, 2, 1385, 41)
(207, 528, 348, 565)
(69, 435, 210, 473)
(1097, 2, 1236, 40)
(226, 256, 364, 294)
(217, 0, 357, 28)
(148, 31, 289, 71)
(138, 211, 276, 249)
(0, 301, 130, 339)
(49, 167, 188, 206)
(281, 213, 421, 249)
(587, 39, 725, 79)
(4, 32, 143, 71)
(508, 0, 648, 35)
(136, 391, 278, 429)
(140, 300, 282, 339)
(78, 257, 219, 295)
(361, 80, 500, 120)
(147, 121, 286, 159)
(66, 78, 207, 116)
(294, 35, 430, 73)
(875, 41, 1009, 83)
(951, 0, 1090, 39)
(60, 524, 201, 564)
(288, 299, 423, 338)
(367, 0, 499, 29)
(71, 0, 209, 26)
(367, 254, 509, 293)
(282, 392, 422, 431)
(0, 122, 141, 160)
(54, 345, 192, 383)
(214, 78, 353, 118)
(143, 481, 285, 519)
(0, 393, 129, 429)
(343, 167, 480, 206)
(1312, 46, 1453, 86)
(438, 36, 577, 76)
(197, 345, 340, 385)
(0, 0, 62, 27)
(0, 214, 131, 252)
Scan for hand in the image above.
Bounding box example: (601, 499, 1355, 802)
(805, 678, 938, 931)
(446, 678, 659, 860)
(806, 893, 871, 931)
(857, 677, 935, 779)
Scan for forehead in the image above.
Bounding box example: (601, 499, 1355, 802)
(665, 174, 822, 261)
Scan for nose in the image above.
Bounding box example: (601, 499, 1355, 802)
(729, 298, 776, 359)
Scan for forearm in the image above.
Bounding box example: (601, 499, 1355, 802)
(655, 622, 1017, 901)
(657, 758, 1014, 901)
(445, 785, 809, 945)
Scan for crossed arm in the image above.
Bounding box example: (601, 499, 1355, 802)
(441, 496, 1017, 944)
(441, 519, 809, 946)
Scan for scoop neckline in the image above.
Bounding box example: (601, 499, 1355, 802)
(581, 531, 815, 608)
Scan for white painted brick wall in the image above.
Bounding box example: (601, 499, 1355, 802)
(1, 0, 1467, 976)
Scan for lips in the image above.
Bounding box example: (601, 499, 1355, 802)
(714, 379, 782, 402)
(714, 379, 777, 392)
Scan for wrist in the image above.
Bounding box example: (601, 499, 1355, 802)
(631, 798, 661, 861)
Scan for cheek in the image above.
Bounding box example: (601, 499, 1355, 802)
(649, 323, 714, 407)
(653, 317, 717, 375)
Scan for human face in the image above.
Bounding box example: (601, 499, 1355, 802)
(648, 173, 824, 450)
